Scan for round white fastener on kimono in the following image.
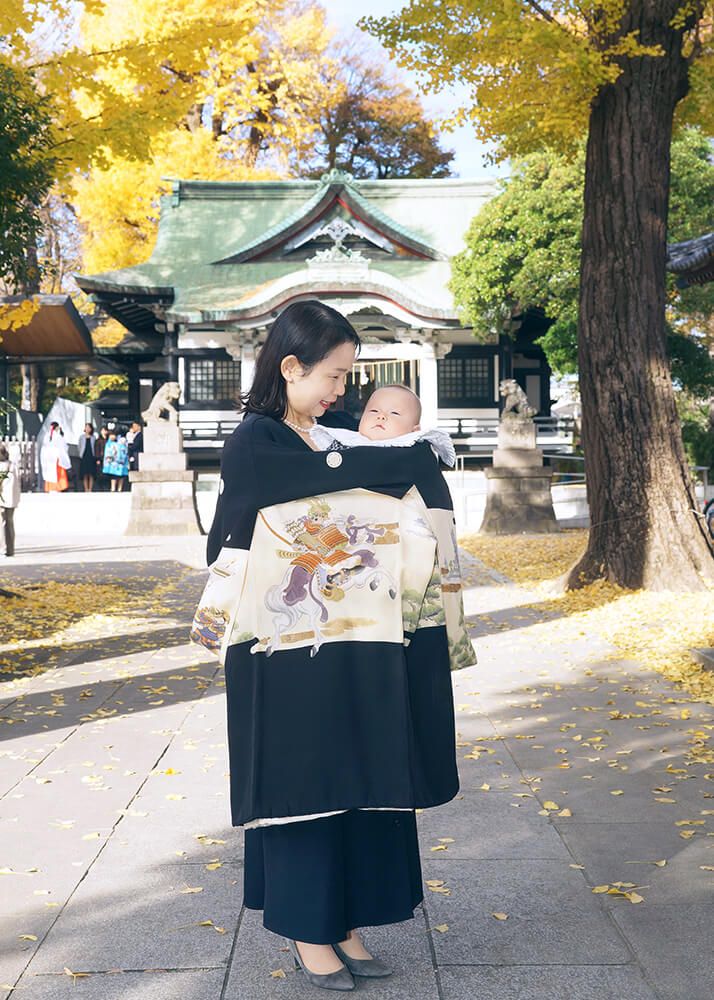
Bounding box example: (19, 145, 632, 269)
(326, 451, 343, 468)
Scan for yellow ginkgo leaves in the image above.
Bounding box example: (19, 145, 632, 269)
(591, 883, 645, 904)
(64, 968, 90, 982)
(425, 879, 451, 896)
(458, 532, 714, 703)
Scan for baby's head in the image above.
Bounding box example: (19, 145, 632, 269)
(358, 385, 422, 441)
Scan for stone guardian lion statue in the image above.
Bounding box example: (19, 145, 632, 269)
(499, 378, 537, 420)
(142, 381, 181, 424)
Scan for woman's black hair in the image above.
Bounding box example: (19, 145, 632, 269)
(241, 300, 360, 419)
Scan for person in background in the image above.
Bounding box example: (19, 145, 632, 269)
(0, 443, 20, 557)
(126, 420, 144, 473)
(95, 426, 109, 491)
(102, 427, 129, 492)
(78, 422, 98, 492)
(41, 422, 71, 492)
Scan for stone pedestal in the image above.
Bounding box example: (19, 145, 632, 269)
(125, 420, 201, 536)
(480, 415, 558, 534)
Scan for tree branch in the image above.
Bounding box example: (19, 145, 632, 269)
(522, 0, 557, 23)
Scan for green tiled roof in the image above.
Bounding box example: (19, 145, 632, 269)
(77, 173, 498, 327)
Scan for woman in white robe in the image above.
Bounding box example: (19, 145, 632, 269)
(41, 422, 72, 492)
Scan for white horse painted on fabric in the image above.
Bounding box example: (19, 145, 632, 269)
(263, 547, 397, 657)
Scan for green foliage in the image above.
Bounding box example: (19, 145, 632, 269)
(53, 374, 129, 405)
(450, 147, 583, 357)
(0, 63, 56, 289)
(668, 331, 714, 396)
(7, 373, 129, 415)
(450, 128, 714, 384)
(678, 397, 714, 470)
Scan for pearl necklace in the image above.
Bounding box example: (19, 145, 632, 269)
(283, 415, 317, 434)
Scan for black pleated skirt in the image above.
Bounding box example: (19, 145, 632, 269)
(243, 808, 424, 944)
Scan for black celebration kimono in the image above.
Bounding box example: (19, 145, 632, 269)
(197, 413, 476, 830)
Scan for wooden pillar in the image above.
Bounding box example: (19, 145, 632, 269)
(126, 361, 140, 417)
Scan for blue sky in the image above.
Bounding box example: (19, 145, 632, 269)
(324, 0, 507, 181)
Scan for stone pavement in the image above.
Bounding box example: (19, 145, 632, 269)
(1, 540, 713, 1000)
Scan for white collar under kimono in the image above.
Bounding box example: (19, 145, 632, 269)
(309, 424, 456, 467)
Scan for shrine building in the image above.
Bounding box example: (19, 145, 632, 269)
(77, 170, 553, 465)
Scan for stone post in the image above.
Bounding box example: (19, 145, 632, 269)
(480, 380, 558, 534)
(125, 383, 201, 536)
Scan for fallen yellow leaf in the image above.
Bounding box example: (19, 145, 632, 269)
(64, 968, 90, 981)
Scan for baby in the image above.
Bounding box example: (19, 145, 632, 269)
(310, 384, 455, 466)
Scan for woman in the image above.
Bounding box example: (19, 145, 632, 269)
(205, 301, 471, 991)
(0, 443, 20, 557)
(95, 426, 109, 490)
(102, 428, 129, 492)
(78, 423, 98, 492)
(41, 422, 71, 492)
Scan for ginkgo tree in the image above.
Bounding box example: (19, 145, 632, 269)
(71, 2, 454, 274)
(365, 0, 714, 592)
(71, 0, 335, 273)
(1, 0, 271, 309)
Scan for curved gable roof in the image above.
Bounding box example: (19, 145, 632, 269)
(212, 171, 446, 264)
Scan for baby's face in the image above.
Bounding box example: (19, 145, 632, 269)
(358, 387, 421, 440)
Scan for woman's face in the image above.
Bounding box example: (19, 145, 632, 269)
(85, 424, 93, 435)
(282, 341, 356, 419)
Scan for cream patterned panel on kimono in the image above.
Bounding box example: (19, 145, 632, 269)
(229, 488, 438, 658)
(190, 547, 250, 664)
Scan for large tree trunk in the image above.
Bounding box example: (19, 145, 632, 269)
(569, 0, 714, 592)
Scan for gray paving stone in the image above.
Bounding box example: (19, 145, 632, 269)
(99, 806, 240, 868)
(26, 863, 243, 974)
(610, 903, 714, 1000)
(527, 777, 708, 825)
(6, 548, 714, 997)
(226, 905, 439, 999)
(4, 970, 225, 1000)
(422, 859, 630, 965)
(455, 752, 523, 788)
(417, 790, 566, 859)
(559, 821, 714, 906)
(438, 964, 659, 1000)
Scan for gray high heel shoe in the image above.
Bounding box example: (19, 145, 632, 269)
(287, 939, 355, 992)
(332, 941, 393, 978)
